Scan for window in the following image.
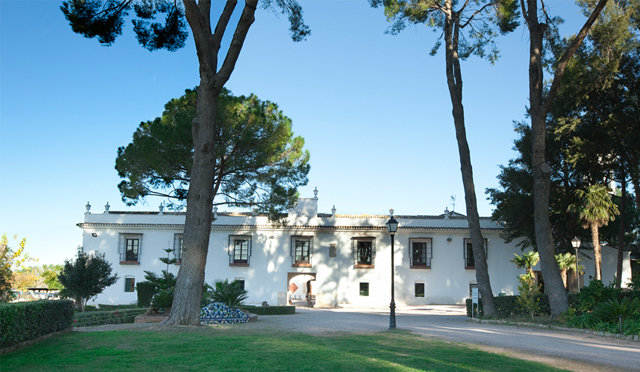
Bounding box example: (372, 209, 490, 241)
(174, 234, 184, 263)
(124, 277, 135, 292)
(118, 234, 142, 264)
(463, 238, 488, 269)
(353, 237, 375, 268)
(228, 235, 251, 266)
(415, 283, 425, 297)
(290, 236, 313, 267)
(359, 282, 369, 296)
(409, 238, 432, 268)
(234, 278, 245, 291)
(234, 240, 249, 263)
(126, 238, 139, 261)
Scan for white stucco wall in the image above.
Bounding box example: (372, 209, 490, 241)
(78, 204, 632, 307)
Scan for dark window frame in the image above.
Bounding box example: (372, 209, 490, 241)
(125, 238, 139, 261)
(409, 238, 432, 269)
(463, 238, 488, 269)
(235, 279, 245, 291)
(359, 282, 369, 296)
(291, 236, 313, 267)
(118, 234, 142, 264)
(353, 237, 375, 268)
(415, 283, 425, 297)
(124, 277, 135, 292)
(229, 235, 252, 266)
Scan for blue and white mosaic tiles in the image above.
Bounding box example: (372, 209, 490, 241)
(200, 302, 249, 324)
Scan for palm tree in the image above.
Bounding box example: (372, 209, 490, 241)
(569, 184, 619, 280)
(555, 252, 584, 291)
(510, 251, 540, 277)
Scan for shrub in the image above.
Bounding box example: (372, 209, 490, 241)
(515, 274, 541, 318)
(97, 304, 139, 311)
(574, 280, 621, 313)
(151, 288, 174, 309)
(627, 275, 640, 291)
(73, 308, 147, 327)
(467, 294, 550, 318)
(240, 305, 295, 315)
(74, 305, 97, 312)
(593, 297, 640, 323)
(0, 300, 74, 348)
(58, 248, 118, 311)
(136, 281, 155, 307)
(567, 312, 598, 329)
(210, 279, 248, 309)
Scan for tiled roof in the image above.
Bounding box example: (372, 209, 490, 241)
(103, 211, 493, 220)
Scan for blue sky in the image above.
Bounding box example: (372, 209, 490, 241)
(0, 0, 586, 265)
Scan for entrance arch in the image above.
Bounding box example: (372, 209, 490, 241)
(287, 272, 316, 307)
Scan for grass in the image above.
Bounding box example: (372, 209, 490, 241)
(0, 326, 569, 372)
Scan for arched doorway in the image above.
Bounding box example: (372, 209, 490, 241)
(287, 272, 316, 307)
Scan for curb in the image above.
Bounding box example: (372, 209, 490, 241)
(467, 318, 640, 342)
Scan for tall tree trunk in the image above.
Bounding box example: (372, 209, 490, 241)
(591, 223, 602, 280)
(443, 1, 495, 317)
(165, 0, 258, 325)
(525, 0, 569, 317)
(631, 173, 640, 213)
(522, 0, 608, 316)
(616, 176, 626, 288)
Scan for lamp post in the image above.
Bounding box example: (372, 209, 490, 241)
(386, 209, 399, 329)
(571, 237, 581, 293)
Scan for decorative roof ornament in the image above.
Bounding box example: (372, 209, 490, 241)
(213, 206, 218, 217)
(159, 203, 164, 215)
(331, 205, 336, 216)
(313, 186, 318, 199)
(85, 202, 91, 214)
(104, 202, 110, 213)
(444, 207, 450, 219)
(389, 208, 394, 217)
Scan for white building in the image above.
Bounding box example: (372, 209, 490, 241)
(78, 195, 632, 307)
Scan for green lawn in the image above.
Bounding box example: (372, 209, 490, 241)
(1, 326, 568, 372)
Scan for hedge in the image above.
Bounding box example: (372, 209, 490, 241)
(241, 305, 295, 315)
(136, 281, 155, 307)
(73, 308, 147, 327)
(96, 304, 140, 311)
(465, 291, 634, 318)
(0, 300, 74, 349)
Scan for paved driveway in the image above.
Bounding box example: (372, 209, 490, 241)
(246, 305, 640, 372)
(77, 305, 640, 371)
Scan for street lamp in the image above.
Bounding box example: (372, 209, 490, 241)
(571, 237, 581, 293)
(386, 209, 399, 329)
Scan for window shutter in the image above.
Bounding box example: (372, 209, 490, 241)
(352, 239, 357, 263)
(427, 240, 433, 266)
(173, 234, 182, 261)
(138, 234, 142, 261)
(463, 239, 468, 263)
(118, 234, 125, 261)
(408, 239, 414, 262)
(371, 238, 376, 261)
(290, 237, 294, 258)
(247, 237, 252, 265)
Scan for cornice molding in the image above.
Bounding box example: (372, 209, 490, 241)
(77, 222, 502, 232)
